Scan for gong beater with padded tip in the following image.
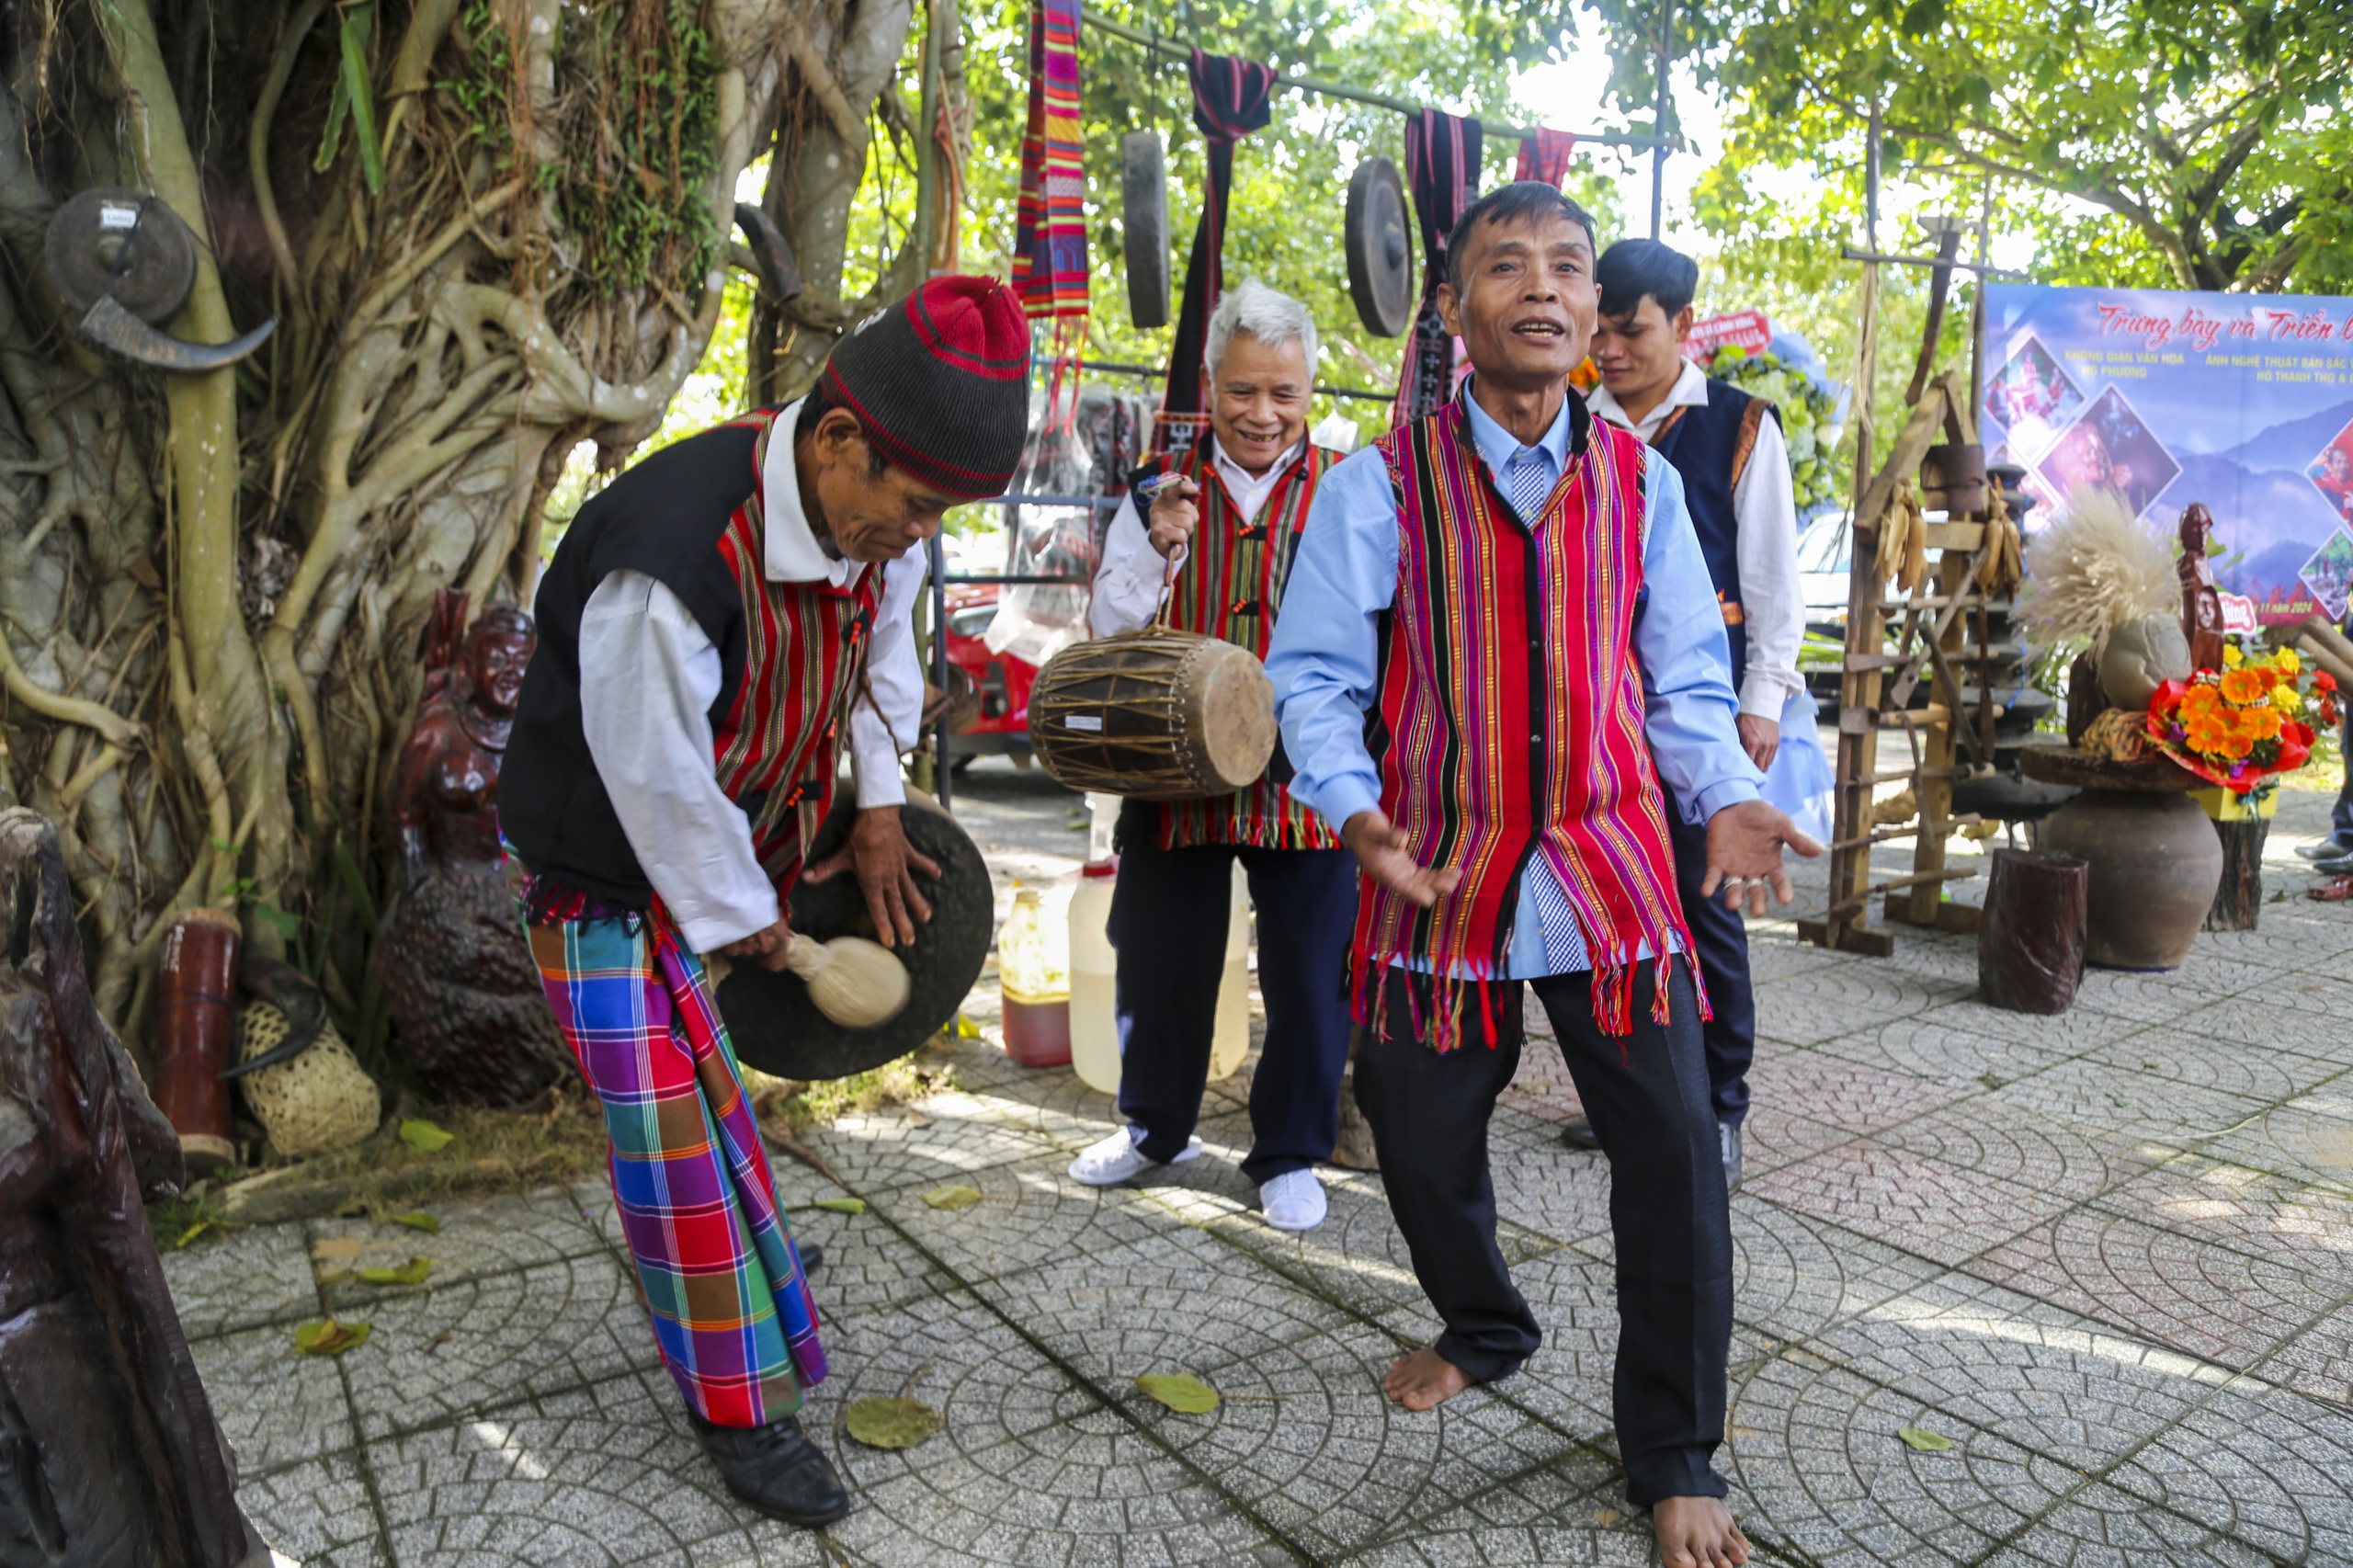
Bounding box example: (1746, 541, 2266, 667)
(1121, 131, 1171, 330)
(716, 790, 992, 1081)
(45, 188, 196, 324)
(1028, 628, 1277, 800)
(1345, 157, 1415, 339)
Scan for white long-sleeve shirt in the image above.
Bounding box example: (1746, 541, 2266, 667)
(1587, 359, 1805, 721)
(575, 397, 926, 954)
(1087, 436, 1306, 637)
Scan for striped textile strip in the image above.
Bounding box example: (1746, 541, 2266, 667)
(709, 411, 882, 889)
(1513, 128, 1579, 187)
(1157, 51, 1277, 453)
(1354, 395, 1700, 1050)
(1011, 0, 1087, 319)
(1393, 111, 1484, 429)
(1141, 439, 1344, 851)
(527, 906, 826, 1426)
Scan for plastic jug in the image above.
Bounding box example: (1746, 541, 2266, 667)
(997, 886, 1071, 1067)
(1067, 859, 1120, 1094)
(1207, 859, 1250, 1082)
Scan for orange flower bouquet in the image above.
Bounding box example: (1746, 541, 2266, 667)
(2145, 646, 2340, 793)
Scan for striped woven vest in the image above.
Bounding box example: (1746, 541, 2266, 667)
(1355, 395, 1699, 1049)
(711, 410, 884, 888)
(1142, 438, 1344, 851)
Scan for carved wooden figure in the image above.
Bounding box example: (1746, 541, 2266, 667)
(0, 810, 262, 1567)
(376, 594, 574, 1107)
(2179, 503, 2226, 673)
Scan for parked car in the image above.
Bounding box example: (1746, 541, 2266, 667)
(939, 585, 1038, 767)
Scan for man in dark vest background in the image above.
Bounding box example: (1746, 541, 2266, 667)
(501, 276, 1030, 1528)
(1574, 239, 1807, 1193)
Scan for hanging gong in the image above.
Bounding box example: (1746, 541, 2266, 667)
(717, 790, 993, 1082)
(1122, 131, 1170, 331)
(46, 188, 195, 324)
(1345, 158, 1415, 339)
(43, 187, 276, 372)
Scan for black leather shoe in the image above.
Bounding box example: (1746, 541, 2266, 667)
(690, 1413, 849, 1527)
(798, 1242, 824, 1276)
(1557, 1115, 1602, 1151)
(2296, 839, 2353, 860)
(2316, 852, 2353, 878)
(1720, 1120, 1744, 1195)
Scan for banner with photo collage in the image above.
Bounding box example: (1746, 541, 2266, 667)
(1981, 282, 2353, 625)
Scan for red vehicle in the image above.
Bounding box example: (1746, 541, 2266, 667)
(940, 584, 1040, 768)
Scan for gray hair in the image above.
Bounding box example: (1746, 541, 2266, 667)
(1205, 278, 1318, 381)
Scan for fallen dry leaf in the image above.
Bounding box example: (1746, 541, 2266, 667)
(398, 1119, 454, 1153)
(904, 1109, 934, 1129)
(294, 1319, 371, 1356)
(358, 1256, 433, 1287)
(922, 1184, 983, 1210)
(1897, 1426, 1955, 1452)
(1135, 1373, 1220, 1415)
(311, 1236, 364, 1262)
(844, 1396, 945, 1449)
(1594, 1509, 1623, 1528)
(391, 1210, 440, 1234)
(813, 1197, 867, 1214)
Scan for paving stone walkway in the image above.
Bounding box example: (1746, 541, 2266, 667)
(180, 766, 2353, 1566)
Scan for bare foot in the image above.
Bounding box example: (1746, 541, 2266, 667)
(1652, 1495, 1750, 1568)
(1380, 1347, 1472, 1411)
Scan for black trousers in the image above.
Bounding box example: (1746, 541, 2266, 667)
(1355, 960, 1733, 1507)
(1108, 842, 1357, 1184)
(1667, 804, 1756, 1128)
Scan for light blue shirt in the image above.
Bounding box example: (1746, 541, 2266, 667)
(1265, 388, 1764, 980)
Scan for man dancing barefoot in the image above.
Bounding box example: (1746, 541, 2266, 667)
(1266, 182, 1818, 1568)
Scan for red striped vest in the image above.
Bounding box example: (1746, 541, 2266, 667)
(1354, 395, 1699, 1049)
(713, 409, 884, 889)
(1140, 438, 1344, 851)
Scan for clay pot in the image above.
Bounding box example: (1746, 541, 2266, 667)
(2037, 788, 2221, 970)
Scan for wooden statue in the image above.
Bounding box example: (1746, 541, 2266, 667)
(2179, 503, 2226, 672)
(376, 592, 574, 1108)
(0, 810, 262, 1567)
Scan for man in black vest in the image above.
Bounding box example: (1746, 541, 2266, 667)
(1571, 240, 1806, 1192)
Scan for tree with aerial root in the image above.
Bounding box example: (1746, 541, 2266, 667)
(0, 0, 927, 1074)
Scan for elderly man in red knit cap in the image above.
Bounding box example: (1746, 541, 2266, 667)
(501, 276, 1030, 1528)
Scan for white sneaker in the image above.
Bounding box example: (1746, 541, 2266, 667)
(1259, 1168, 1327, 1232)
(1067, 1127, 1201, 1187)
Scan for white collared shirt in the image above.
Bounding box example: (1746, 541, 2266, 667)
(1087, 435, 1307, 637)
(575, 397, 926, 953)
(1587, 358, 1805, 720)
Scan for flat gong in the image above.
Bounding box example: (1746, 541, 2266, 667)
(717, 790, 992, 1082)
(1345, 158, 1414, 339)
(1122, 131, 1170, 331)
(45, 187, 197, 324)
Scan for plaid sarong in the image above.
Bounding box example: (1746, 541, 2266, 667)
(527, 905, 827, 1426)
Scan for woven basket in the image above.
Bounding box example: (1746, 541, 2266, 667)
(237, 998, 381, 1159)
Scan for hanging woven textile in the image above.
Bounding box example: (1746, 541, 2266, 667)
(1157, 49, 1277, 454)
(1514, 127, 1578, 188)
(1392, 109, 1483, 426)
(1011, 0, 1087, 322)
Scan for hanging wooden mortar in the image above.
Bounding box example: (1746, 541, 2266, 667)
(1122, 131, 1170, 330)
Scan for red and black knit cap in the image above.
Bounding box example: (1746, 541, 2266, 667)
(820, 276, 1032, 501)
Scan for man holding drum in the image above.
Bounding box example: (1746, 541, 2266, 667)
(1266, 184, 1818, 1568)
(1069, 278, 1357, 1234)
(501, 276, 1031, 1528)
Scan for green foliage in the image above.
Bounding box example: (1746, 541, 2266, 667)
(551, 0, 722, 297)
(1583, 0, 2353, 294)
